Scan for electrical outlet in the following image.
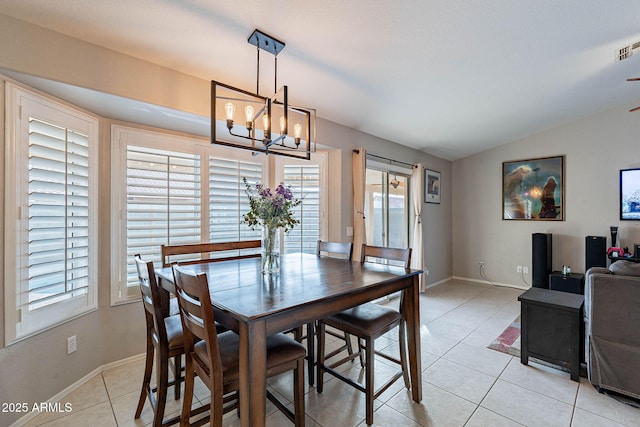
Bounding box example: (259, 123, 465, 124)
(516, 266, 523, 273)
(478, 261, 485, 268)
(523, 266, 529, 274)
(346, 226, 353, 237)
(424, 269, 429, 276)
(67, 335, 77, 354)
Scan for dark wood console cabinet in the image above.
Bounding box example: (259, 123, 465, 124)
(518, 288, 584, 381)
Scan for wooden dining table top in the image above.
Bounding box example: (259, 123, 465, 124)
(155, 252, 423, 323)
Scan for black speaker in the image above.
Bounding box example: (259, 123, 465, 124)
(532, 233, 552, 288)
(585, 236, 607, 271)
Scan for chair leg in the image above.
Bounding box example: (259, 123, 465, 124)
(211, 382, 225, 427)
(357, 338, 366, 367)
(294, 358, 305, 426)
(173, 354, 182, 400)
(344, 332, 354, 356)
(135, 335, 154, 418)
(399, 321, 410, 389)
(365, 336, 374, 426)
(180, 356, 195, 427)
(154, 350, 169, 427)
(316, 322, 326, 393)
(292, 326, 303, 341)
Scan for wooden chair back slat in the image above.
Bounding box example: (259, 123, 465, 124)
(172, 265, 223, 382)
(135, 254, 167, 338)
(316, 240, 353, 261)
(161, 240, 261, 267)
(360, 244, 412, 268)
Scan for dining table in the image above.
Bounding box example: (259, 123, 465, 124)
(155, 252, 423, 427)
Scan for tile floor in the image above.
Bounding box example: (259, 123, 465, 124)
(20, 279, 640, 426)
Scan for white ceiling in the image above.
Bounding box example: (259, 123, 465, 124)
(3, 0, 640, 160)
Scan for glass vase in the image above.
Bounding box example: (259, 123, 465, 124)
(261, 225, 280, 274)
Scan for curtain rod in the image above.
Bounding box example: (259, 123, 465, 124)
(352, 149, 417, 168)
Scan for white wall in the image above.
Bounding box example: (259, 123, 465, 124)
(453, 105, 640, 287)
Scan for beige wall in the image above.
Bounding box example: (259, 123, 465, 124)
(0, 14, 450, 425)
(453, 104, 640, 287)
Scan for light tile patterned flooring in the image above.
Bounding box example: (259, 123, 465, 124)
(21, 280, 640, 426)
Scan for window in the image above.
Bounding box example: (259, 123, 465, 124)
(111, 126, 266, 303)
(209, 157, 262, 243)
(122, 145, 202, 292)
(4, 83, 99, 342)
(364, 161, 410, 251)
(276, 153, 327, 254)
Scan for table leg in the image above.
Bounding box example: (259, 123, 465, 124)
(239, 319, 267, 427)
(307, 321, 315, 386)
(403, 275, 422, 402)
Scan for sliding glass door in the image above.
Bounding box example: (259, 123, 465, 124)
(364, 167, 409, 250)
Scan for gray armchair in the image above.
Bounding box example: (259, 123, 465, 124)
(584, 263, 640, 399)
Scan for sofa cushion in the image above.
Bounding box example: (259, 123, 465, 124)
(609, 260, 640, 276)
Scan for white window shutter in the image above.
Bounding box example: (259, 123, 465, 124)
(125, 146, 201, 286)
(5, 83, 98, 342)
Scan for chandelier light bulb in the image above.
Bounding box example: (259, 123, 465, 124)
(263, 114, 271, 140)
(293, 123, 302, 146)
(225, 102, 235, 120)
(245, 105, 254, 131)
(225, 102, 236, 130)
(280, 116, 286, 134)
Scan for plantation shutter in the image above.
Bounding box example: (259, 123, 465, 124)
(27, 118, 90, 309)
(125, 146, 201, 286)
(282, 164, 321, 254)
(209, 156, 262, 258)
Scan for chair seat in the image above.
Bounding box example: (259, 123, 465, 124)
(193, 332, 306, 382)
(323, 303, 402, 337)
(164, 315, 185, 350)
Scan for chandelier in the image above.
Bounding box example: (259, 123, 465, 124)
(211, 29, 316, 160)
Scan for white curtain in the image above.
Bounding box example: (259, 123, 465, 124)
(352, 148, 367, 261)
(411, 163, 425, 291)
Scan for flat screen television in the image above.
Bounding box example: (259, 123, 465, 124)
(620, 168, 640, 220)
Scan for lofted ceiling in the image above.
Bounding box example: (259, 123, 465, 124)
(3, 0, 640, 160)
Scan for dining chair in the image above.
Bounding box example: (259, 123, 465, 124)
(172, 264, 306, 427)
(300, 241, 356, 384)
(161, 240, 261, 267)
(287, 241, 355, 387)
(134, 254, 186, 427)
(316, 244, 412, 426)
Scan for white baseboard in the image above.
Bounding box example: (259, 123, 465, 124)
(451, 275, 528, 290)
(9, 353, 146, 427)
(424, 276, 454, 289)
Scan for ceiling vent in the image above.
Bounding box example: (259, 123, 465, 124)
(618, 41, 640, 61)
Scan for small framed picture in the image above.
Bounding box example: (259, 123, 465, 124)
(424, 169, 441, 204)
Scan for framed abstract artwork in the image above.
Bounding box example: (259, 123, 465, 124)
(424, 169, 441, 204)
(502, 155, 564, 220)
